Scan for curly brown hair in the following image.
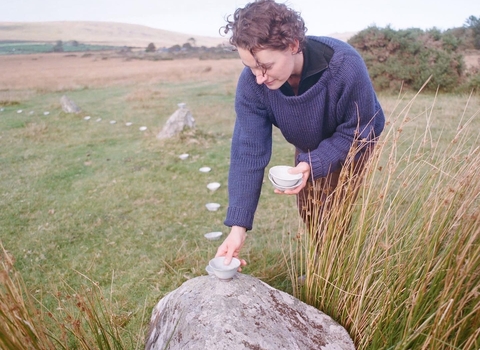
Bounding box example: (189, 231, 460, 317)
(221, 0, 307, 55)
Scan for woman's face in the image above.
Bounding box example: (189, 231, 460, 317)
(237, 44, 302, 90)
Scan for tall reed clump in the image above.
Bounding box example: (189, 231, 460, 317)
(0, 245, 57, 349)
(0, 244, 144, 349)
(289, 91, 480, 349)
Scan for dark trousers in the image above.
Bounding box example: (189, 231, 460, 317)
(296, 148, 372, 227)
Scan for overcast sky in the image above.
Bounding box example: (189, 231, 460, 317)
(1, 0, 477, 38)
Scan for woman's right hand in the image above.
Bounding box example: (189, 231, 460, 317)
(215, 226, 248, 270)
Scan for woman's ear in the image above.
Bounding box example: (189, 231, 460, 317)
(290, 40, 300, 54)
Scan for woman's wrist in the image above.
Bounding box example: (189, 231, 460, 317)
(231, 226, 247, 237)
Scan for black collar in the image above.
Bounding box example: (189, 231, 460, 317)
(302, 37, 332, 79)
(280, 37, 333, 96)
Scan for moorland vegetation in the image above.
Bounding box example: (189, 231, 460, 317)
(349, 16, 480, 92)
(1, 15, 480, 93)
(0, 17, 479, 350)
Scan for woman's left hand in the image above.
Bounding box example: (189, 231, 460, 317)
(274, 161, 311, 195)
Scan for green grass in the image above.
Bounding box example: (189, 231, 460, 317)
(0, 42, 119, 55)
(0, 74, 479, 348)
(0, 78, 297, 346)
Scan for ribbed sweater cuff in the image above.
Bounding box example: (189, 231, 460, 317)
(224, 206, 254, 231)
(297, 152, 328, 179)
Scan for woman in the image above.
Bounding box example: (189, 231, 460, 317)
(216, 0, 385, 267)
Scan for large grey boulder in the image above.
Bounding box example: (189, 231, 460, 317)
(156, 103, 195, 139)
(145, 273, 355, 350)
(60, 95, 81, 114)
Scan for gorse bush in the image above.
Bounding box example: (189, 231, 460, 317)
(465, 15, 480, 49)
(291, 91, 480, 349)
(349, 26, 465, 92)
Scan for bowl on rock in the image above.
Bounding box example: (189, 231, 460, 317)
(208, 257, 240, 280)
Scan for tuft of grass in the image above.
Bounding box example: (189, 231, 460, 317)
(0, 243, 144, 349)
(0, 244, 58, 349)
(291, 90, 480, 349)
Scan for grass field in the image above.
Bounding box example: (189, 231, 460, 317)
(0, 42, 120, 55)
(0, 53, 479, 348)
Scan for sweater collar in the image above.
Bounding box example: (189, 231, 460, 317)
(301, 37, 332, 79)
(279, 37, 333, 96)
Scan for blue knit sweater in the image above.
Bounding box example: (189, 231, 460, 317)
(225, 36, 385, 230)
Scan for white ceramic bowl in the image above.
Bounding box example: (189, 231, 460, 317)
(268, 174, 302, 191)
(207, 182, 221, 191)
(178, 153, 189, 160)
(205, 203, 221, 211)
(269, 165, 302, 187)
(205, 265, 214, 275)
(204, 231, 223, 240)
(209, 257, 241, 280)
(199, 166, 211, 173)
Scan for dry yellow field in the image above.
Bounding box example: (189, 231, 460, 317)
(0, 52, 244, 93)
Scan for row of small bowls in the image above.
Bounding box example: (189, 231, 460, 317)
(201, 164, 301, 280)
(203, 166, 301, 244)
(179, 154, 224, 241)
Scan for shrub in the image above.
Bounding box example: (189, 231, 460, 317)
(349, 26, 464, 92)
(465, 15, 480, 49)
(53, 40, 64, 53)
(145, 43, 156, 53)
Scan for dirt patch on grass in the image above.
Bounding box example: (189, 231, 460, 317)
(0, 52, 244, 92)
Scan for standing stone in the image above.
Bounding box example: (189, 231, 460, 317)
(60, 95, 81, 114)
(145, 273, 355, 350)
(156, 103, 195, 139)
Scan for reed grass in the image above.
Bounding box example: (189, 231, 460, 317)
(290, 90, 480, 349)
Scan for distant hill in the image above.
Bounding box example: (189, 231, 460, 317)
(0, 21, 227, 48)
(0, 21, 355, 49)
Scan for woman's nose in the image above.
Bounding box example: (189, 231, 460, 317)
(255, 71, 267, 85)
